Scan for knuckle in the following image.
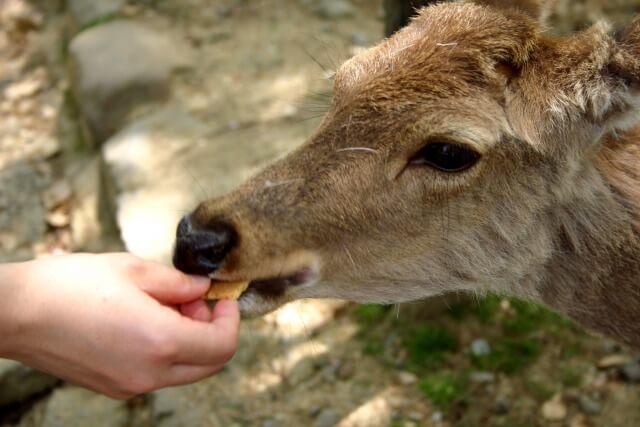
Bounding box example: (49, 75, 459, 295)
(122, 257, 149, 280)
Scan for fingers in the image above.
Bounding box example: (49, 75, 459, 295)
(121, 256, 210, 304)
(173, 300, 240, 365)
(180, 300, 212, 322)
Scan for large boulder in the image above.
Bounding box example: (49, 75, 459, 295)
(102, 106, 309, 263)
(68, 20, 191, 144)
(67, 0, 126, 30)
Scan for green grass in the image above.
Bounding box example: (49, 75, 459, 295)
(471, 337, 542, 374)
(560, 364, 583, 388)
(355, 304, 391, 325)
(419, 372, 467, 407)
(404, 324, 457, 370)
(525, 380, 556, 401)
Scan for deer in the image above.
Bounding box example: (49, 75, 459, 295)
(172, 0, 640, 349)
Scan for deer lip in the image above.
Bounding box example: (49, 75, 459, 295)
(241, 268, 316, 299)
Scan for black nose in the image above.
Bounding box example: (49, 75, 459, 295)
(172, 216, 237, 276)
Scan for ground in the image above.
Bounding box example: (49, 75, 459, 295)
(1, 0, 640, 426)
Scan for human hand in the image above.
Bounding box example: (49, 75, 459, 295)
(0, 253, 239, 399)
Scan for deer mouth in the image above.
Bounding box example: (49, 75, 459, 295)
(213, 268, 317, 301)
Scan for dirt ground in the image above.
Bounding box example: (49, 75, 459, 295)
(2, 0, 640, 426)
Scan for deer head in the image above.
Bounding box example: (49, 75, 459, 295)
(173, 0, 640, 345)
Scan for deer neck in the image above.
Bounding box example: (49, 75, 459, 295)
(536, 126, 640, 348)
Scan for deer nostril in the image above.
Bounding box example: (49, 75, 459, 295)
(172, 216, 237, 276)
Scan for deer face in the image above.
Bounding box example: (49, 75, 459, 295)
(173, 1, 640, 316)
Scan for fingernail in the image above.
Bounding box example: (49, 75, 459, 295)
(189, 275, 211, 289)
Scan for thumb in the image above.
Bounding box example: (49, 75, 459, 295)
(135, 263, 211, 304)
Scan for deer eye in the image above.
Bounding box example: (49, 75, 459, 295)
(409, 142, 480, 173)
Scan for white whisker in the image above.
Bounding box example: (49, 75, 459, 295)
(264, 178, 304, 189)
(336, 147, 378, 154)
(437, 42, 458, 47)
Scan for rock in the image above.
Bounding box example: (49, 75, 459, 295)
(3, 67, 48, 101)
(470, 339, 491, 357)
(469, 371, 495, 384)
(620, 361, 640, 383)
(314, 408, 339, 427)
(102, 107, 206, 261)
(541, 394, 568, 421)
(151, 387, 209, 427)
(397, 371, 417, 385)
(569, 414, 593, 427)
(0, 162, 47, 261)
(67, 0, 126, 29)
(0, 359, 58, 407)
(431, 411, 444, 423)
(69, 20, 191, 142)
(102, 106, 309, 262)
(0, 0, 43, 32)
(68, 156, 120, 251)
(337, 360, 355, 380)
(43, 180, 72, 210)
(351, 31, 369, 46)
(42, 386, 128, 427)
(315, 0, 355, 19)
(493, 397, 510, 415)
(46, 208, 71, 228)
(597, 354, 632, 369)
(288, 358, 317, 386)
(578, 394, 602, 415)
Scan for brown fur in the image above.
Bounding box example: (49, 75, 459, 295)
(184, 1, 640, 348)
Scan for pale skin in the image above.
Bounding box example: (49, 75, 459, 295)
(0, 253, 240, 399)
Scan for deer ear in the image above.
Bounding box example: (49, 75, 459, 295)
(471, 0, 551, 25)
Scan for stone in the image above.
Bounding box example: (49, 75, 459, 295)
(397, 371, 417, 385)
(151, 385, 210, 427)
(0, 0, 43, 32)
(68, 156, 120, 252)
(288, 358, 317, 386)
(351, 31, 369, 46)
(315, 0, 355, 19)
(0, 162, 47, 261)
(597, 354, 632, 369)
(314, 408, 339, 427)
(42, 180, 72, 210)
(569, 414, 593, 427)
(69, 20, 191, 142)
(541, 394, 568, 421)
(577, 394, 602, 415)
(3, 67, 47, 100)
(102, 106, 309, 262)
(42, 386, 128, 427)
(0, 359, 58, 407)
(67, 0, 126, 29)
(620, 361, 640, 383)
(493, 397, 510, 415)
(470, 339, 491, 357)
(469, 371, 495, 383)
(46, 208, 71, 228)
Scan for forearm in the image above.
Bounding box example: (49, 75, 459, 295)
(0, 261, 29, 359)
